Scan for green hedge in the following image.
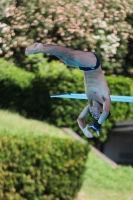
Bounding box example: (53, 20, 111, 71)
(0, 132, 89, 200)
(0, 58, 35, 114)
(0, 55, 133, 142)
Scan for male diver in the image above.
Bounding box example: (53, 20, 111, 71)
(25, 43, 111, 138)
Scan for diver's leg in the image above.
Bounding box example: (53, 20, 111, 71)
(25, 42, 96, 68)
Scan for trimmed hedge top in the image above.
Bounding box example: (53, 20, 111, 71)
(0, 130, 89, 200)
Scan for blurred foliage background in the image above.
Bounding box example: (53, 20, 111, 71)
(0, 0, 133, 76)
(0, 56, 132, 143)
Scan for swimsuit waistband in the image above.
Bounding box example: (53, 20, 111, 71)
(79, 52, 100, 71)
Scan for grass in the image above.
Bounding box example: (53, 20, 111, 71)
(76, 151, 133, 200)
(0, 109, 70, 139)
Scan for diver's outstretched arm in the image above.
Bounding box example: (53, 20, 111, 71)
(77, 105, 90, 131)
(98, 97, 111, 125)
(77, 105, 93, 138)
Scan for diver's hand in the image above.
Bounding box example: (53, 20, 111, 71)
(83, 125, 93, 138)
(89, 121, 101, 136)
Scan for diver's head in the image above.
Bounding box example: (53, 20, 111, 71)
(89, 106, 102, 120)
(89, 100, 103, 120)
(89, 100, 111, 120)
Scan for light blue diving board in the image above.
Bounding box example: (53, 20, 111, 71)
(50, 93, 133, 102)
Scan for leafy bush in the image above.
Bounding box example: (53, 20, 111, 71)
(0, 0, 133, 75)
(0, 58, 35, 113)
(0, 132, 89, 200)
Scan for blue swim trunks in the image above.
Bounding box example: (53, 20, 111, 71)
(79, 52, 100, 71)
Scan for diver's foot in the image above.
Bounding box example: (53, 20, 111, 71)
(25, 42, 44, 54)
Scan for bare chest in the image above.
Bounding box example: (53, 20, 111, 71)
(85, 88, 104, 105)
(84, 80, 109, 104)
(83, 70, 110, 104)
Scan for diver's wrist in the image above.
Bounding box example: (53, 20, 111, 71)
(95, 121, 101, 128)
